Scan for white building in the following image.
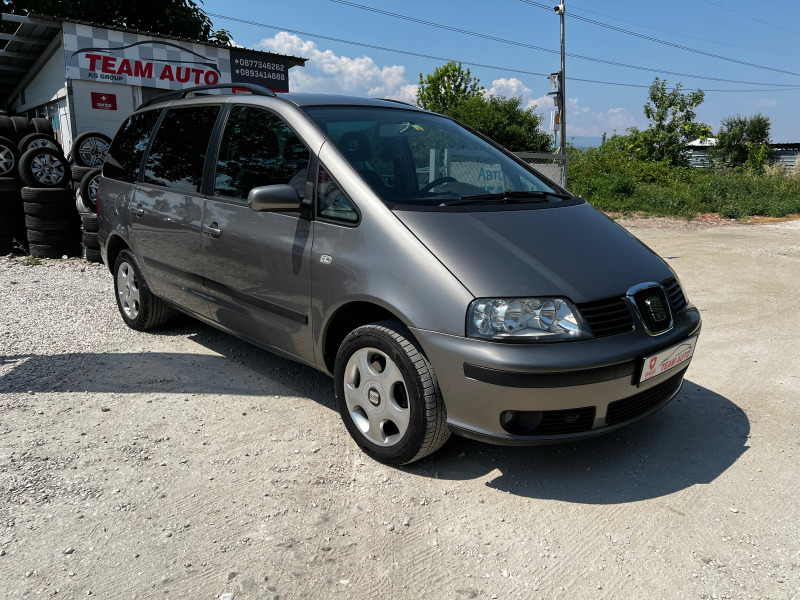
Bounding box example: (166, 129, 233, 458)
(0, 13, 306, 152)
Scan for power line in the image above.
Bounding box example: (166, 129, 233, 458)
(206, 12, 800, 94)
(566, 0, 794, 57)
(698, 0, 800, 37)
(325, 1, 800, 87)
(520, 0, 800, 77)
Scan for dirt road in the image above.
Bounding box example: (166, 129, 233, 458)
(1, 218, 798, 599)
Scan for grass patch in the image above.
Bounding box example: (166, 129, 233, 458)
(567, 146, 800, 220)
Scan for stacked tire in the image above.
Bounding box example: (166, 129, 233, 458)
(19, 140, 80, 259)
(76, 168, 102, 263)
(0, 118, 25, 254)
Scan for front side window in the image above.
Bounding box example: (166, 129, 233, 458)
(304, 106, 572, 209)
(214, 106, 310, 203)
(317, 164, 358, 223)
(144, 105, 220, 193)
(104, 109, 161, 183)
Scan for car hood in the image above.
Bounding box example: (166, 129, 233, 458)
(394, 202, 674, 303)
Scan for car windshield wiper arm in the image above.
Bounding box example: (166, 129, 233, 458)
(439, 189, 572, 206)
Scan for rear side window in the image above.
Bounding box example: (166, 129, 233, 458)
(214, 106, 310, 202)
(144, 105, 220, 193)
(103, 110, 161, 183)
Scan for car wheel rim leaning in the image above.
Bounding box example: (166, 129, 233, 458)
(26, 139, 58, 152)
(88, 175, 101, 201)
(31, 153, 65, 185)
(79, 137, 109, 167)
(343, 347, 410, 447)
(0, 146, 15, 175)
(117, 261, 141, 320)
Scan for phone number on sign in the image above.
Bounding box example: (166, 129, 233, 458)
(237, 69, 286, 80)
(234, 59, 286, 71)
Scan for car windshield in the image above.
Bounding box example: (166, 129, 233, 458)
(303, 106, 566, 207)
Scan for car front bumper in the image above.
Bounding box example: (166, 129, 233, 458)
(411, 306, 701, 444)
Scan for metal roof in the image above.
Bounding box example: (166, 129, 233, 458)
(0, 12, 307, 107)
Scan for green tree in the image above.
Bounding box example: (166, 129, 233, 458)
(453, 94, 551, 152)
(1, 0, 228, 41)
(625, 78, 711, 166)
(417, 61, 483, 115)
(710, 113, 771, 171)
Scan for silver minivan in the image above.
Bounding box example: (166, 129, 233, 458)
(98, 85, 701, 464)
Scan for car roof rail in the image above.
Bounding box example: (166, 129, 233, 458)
(137, 84, 277, 110)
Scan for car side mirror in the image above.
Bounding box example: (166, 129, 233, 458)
(248, 184, 302, 212)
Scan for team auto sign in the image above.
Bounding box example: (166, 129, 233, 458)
(62, 22, 290, 92)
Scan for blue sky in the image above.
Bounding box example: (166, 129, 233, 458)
(203, 0, 800, 142)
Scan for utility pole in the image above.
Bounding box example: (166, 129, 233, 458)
(555, 1, 567, 187)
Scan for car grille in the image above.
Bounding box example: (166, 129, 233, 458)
(577, 297, 634, 338)
(604, 367, 688, 426)
(663, 278, 687, 313)
(534, 406, 596, 435)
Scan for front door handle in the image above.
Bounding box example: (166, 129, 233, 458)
(131, 203, 144, 216)
(202, 223, 222, 238)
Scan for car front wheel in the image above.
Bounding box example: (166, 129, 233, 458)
(334, 321, 450, 464)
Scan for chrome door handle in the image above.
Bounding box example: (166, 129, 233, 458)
(202, 224, 222, 238)
(131, 204, 144, 216)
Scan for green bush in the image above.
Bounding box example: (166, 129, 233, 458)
(567, 144, 800, 219)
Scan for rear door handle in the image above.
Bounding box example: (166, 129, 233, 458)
(131, 203, 144, 216)
(202, 223, 222, 238)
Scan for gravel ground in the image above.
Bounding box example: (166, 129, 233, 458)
(1, 219, 798, 599)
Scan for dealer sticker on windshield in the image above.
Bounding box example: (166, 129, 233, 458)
(640, 336, 698, 384)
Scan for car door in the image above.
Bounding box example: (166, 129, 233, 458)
(129, 104, 221, 318)
(199, 104, 315, 363)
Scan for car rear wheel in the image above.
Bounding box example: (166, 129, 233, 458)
(334, 320, 449, 464)
(113, 249, 170, 330)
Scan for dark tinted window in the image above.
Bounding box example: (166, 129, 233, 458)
(144, 105, 220, 193)
(214, 106, 310, 202)
(103, 110, 161, 183)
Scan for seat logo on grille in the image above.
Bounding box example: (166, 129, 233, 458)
(645, 296, 668, 322)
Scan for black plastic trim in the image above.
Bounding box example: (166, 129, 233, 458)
(463, 360, 637, 388)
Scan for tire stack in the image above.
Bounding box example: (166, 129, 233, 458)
(0, 128, 22, 254)
(70, 132, 110, 264)
(17, 122, 80, 259)
(76, 168, 102, 263)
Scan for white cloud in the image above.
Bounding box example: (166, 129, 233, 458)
(747, 97, 778, 109)
(257, 32, 417, 103)
(567, 102, 640, 137)
(486, 77, 531, 98)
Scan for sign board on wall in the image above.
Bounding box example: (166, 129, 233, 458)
(91, 92, 117, 110)
(63, 23, 291, 92)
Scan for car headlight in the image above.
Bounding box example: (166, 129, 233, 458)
(467, 297, 592, 341)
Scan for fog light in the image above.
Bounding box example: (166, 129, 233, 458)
(500, 410, 544, 435)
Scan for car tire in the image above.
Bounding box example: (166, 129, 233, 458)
(29, 243, 76, 259)
(18, 133, 61, 154)
(334, 320, 450, 465)
(31, 118, 54, 136)
(0, 116, 15, 140)
(71, 165, 95, 183)
(79, 168, 101, 212)
(0, 136, 21, 178)
(84, 247, 102, 263)
(11, 116, 34, 141)
(71, 132, 111, 168)
(27, 229, 78, 245)
(24, 215, 77, 230)
(81, 231, 99, 249)
(113, 249, 171, 330)
(18, 147, 70, 188)
(80, 212, 99, 232)
(21, 186, 74, 202)
(0, 175, 20, 193)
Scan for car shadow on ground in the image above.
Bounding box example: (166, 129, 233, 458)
(1, 315, 747, 504)
(408, 380, 749, 504)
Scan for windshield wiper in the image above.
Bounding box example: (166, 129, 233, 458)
(439, 189, 572, 206)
